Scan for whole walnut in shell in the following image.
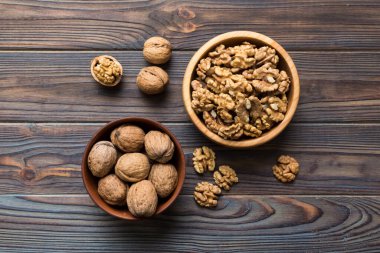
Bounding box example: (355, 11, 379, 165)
(127, 180, 158, 217)
(115, 153, 151, 182)
(87, 141, 117, 177)
(148, 163, 178, 198)
(144, 130, 175, 163)
(136, 66, 169, 95)
(98, 174, 128, 206)
(111, 125, 145, 153)
(143, 36, 172, 64)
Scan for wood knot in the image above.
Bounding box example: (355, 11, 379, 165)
(20, 168, 36, 181)
(177, 6, 196, 20)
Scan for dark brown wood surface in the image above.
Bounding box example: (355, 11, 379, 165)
(0, 1, 379, 252)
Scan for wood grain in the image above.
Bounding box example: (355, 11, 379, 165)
(0, 0, 380, 50)
(0, 123, 379, 195)
(0, 194, 379, 252)
(0, 51, 378, 123)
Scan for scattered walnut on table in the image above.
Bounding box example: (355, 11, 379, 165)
(194, 181, 221, 208)
(91, 55, 122, 86)
(192, 146, 216, 174)
(213, 165, 238, 191)
(273, 155, 300, 183)
(190, 42, 291, 140)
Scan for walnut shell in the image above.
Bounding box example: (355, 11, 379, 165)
(110, 125, 145, 153)
(148, 163, 178, 198)
(115, 153, 151, 182)
(143, 36, 172, 64)
(136, 66, 169, 95)
(127, 180, 158, 217)
(87, 141, 117, 177)
(144, 130, 175, 163)
(98, 174, 128, 206)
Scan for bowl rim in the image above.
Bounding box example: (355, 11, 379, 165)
(81, 117, 186, 220)
(182, 31, 300, 148)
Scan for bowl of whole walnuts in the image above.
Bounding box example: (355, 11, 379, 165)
(183, 31, 300, 148)
(81, 117, 185, 220)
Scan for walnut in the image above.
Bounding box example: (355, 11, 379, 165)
(143, 36, 172, 64)
(213, 165, 238, 191)
(136, 66, 169, 95)
(110, 125, 145, 153)
(191, 87, 216, 113)
(273, 155, 300, 183)
(98, 174, 128, 206)
(191, 42, 290, 140)
(115, 153, 150, 182)
(203, 111, 244, 140)
(87, 141, 117, 177)
(193, 181, 221, 208)
(192, 146, 216, 174)
(91, 55, 122, 86)
(144, 130, 175, 163)
(127, 180, 158, 217)
(148, 163, 178, 198)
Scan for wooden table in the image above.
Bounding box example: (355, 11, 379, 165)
(0, 1, 379, 252)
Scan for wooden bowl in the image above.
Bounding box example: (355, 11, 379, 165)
(90, 55, 123, 87)
(183, 31, 300, 148)
(81, 117, 186, 220)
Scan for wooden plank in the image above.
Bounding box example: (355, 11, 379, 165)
(0, 123, 379, 195)
(0, 51, 379, 123)
(0, 194, 378, 252)
(0, 0, 380, 50)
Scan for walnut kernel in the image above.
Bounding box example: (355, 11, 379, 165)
(213, 165, 238, 191)
(91, 55, 122, 86)
(192, 146, 216, 173)
(194, 181, 221, 208)
(136, 66, 169, 95)
(273, 155, 300, 183)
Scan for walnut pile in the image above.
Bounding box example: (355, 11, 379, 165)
(190, 42, 291, 140)
(192, 146, 216, 173)
(193, 181, 221, 207)
(87, 124, 179, 218)
(91, 55, 122, 86)
(213, 165, 238, 191)
(273, 155, 300, 183)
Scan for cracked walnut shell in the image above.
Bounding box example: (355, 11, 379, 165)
(148, 163, 178, 198)
(115, 153, 151, 183)
(273, 155, 300, 183)
(87, 141, 118, 177)
(91, 55, 122, 86)
(192, 146, 216, 173)
(213, 165, 238, 191)
(98, 174, 128, 206)
(136, 66, 169, 95)
(127, 180, 158, 217)
(111, 125, 145, 153)
(144, 130, 175, 163)
(143, 36, 172, 64)
(194, 181, 221, 208)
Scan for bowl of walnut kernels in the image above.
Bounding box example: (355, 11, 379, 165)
(183, 31, 300, 148)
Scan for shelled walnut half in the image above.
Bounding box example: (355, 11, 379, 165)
(213, 165, 238, 191)
(192, 146, 216, 174)
(194, 181, 221, 208)
(273, 155, 300, 183)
